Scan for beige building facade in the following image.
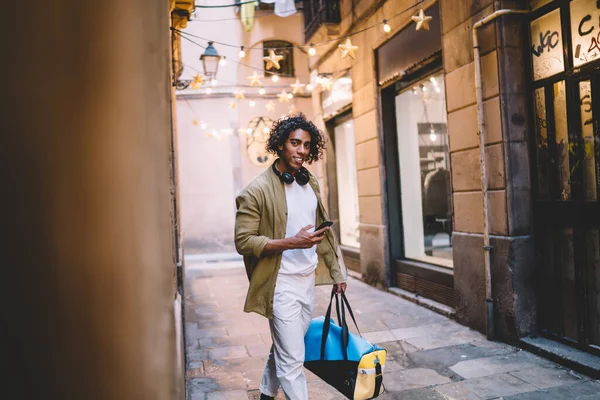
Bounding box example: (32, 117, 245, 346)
(308, 0, 600, 360)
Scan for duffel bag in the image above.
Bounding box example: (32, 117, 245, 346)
(304, 290, 386, 400)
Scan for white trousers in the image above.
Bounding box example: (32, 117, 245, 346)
(259, 271, 315, 400)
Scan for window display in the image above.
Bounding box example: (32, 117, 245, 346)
(395, 73, 452, 266)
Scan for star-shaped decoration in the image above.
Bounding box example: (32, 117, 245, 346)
(338, 38, 358, 60)
(234, 88, 245, 99)
(263, 50, 284, 70)
(247, 71, 264, 87)
(277, 90, 290, 103)
(266, 100, 276, 112)
(290, 79, 306, 95)
(288, 104, 298, 114)
(412, 9, 433, 31)
(191, 74, 205, 90)
(320, 78, 333, 91)
(228, 100, 237, 109)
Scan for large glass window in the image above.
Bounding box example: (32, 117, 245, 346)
(395, 73, 452, 267)
(530, 9, 565, 81)
(334, 118, 360, 248)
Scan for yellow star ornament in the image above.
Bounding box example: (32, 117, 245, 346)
(338, 38, 358, 60)
(263, 50, 284, 70)
(247, 71, 264, 86)
(277, 90, 291, 103)
(412, 9, 433, 31)
(290, 79, 306, 94)
(266, 100, 276, 112)
(234, 89, 245, 99)
(191, 74, 205, 90)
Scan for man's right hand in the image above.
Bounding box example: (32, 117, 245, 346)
(290, 224, 328, 249)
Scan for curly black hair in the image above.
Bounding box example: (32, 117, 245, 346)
(265, 113, 326, 164)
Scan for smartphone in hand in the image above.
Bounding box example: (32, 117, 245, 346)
(315, 220, 333, 232)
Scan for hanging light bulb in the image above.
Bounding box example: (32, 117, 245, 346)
(239, 46, 246, 59)
(200, 121, 207, 129)
(429, 128, 437, 142)
(259, 88, 266, 95)
(306, 83, 314, 92)
(383, 20, 391, 33)
(211, 78, 218, 86)
(263, 127, 270, 134)
(271, 74, 279, 82)
(219, 56, 227, 67)
(287, 93, 293, 99)
(205, 87, 213, 95)
(435, 86, 441, 93)
(430, 76, 437, 84)
(249, 99, 256, 107)
(308, 43, 316, 56)
(345, 122, 352, 128)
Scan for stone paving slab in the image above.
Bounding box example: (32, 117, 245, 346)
(509, 365, 587, 389)
(502, 380, 600, 399)
(449, 351, 555, 379)
(184, 262, 600, 399)
(435, 372, 539, 399)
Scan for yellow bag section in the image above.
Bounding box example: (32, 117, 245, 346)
(353, 349, 387, 400)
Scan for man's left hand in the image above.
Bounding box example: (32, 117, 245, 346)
(333, 282, 347, 294)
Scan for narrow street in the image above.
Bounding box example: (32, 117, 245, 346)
(184, 259, 600, 400)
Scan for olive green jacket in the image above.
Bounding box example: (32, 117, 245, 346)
(234, 164, 347, 319)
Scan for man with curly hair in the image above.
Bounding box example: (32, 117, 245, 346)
(234, 113, 347, 400)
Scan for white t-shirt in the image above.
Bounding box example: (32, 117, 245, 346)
(279, 180, 319, 276)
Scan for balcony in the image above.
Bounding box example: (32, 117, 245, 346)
(303, 0, 341, 42)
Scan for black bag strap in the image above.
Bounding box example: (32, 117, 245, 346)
(320, 291, 335, 360)
(341, 291, 362, 338)
(340, 293, 349, 360)
(374, 362, 383, 397)
(320, 290, 350, 361)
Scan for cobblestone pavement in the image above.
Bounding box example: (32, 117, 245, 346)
(184, 261, 600, 400)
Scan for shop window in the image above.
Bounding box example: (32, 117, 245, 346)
(571, 0, 600, 67)
(263, 40, 294, 77)
(530, 8, 564, 81)
(533, 87, 550, 199)
(334, 118, 360, 248)
(395, 72, 452, 267)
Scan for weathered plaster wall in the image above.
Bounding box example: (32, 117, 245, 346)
(1, 0, 181, 398)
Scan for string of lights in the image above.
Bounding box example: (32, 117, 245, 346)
(182, 62, 309, 89)
(176, 31, 301, 78)
(178, 0, 423, 53)
(195, 0, 262, 8)
(189, 7, 300, 22)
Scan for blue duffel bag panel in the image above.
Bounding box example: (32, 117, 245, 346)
(304, 316, 380, 362)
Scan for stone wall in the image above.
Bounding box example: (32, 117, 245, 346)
(312, 0, 537, 341)
(440, 0, 536, 340)
(1, 0, 182, 398)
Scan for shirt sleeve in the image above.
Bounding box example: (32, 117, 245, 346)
(234, 190, 270, 259)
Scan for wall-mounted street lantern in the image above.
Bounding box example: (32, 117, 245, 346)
(200, 41, 222, 79)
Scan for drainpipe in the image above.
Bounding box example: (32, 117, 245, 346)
(473, 8, 528, 340)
